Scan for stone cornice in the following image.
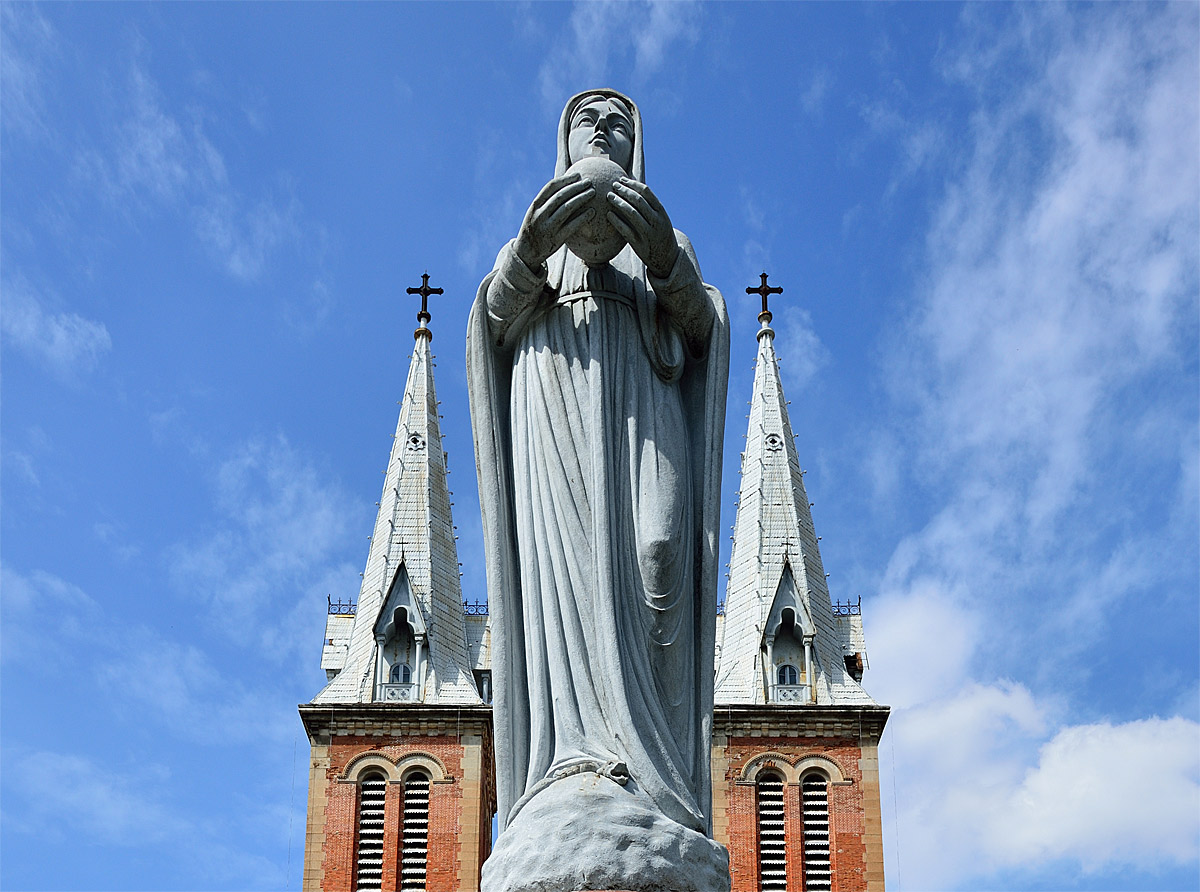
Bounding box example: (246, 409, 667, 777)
(299, 703, 495, 745)
(712, 703, 890, 743)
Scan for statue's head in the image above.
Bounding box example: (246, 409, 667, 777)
(556, 89, 644, 182)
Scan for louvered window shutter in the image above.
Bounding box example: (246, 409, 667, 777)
(756, 771, 787, 891)
(801, 772, 832, 891)
(355, 773, 386, 890)
(401, 771, 430, 889)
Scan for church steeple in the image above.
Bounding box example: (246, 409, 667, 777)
(715, 276, 874, 707)
(314, 277, 479, 705)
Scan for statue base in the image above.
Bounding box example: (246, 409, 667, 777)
(481, 771, 731, 892)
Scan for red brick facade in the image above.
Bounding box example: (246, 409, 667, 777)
(712, 705, 889, 892)
(300, 706, 496, 892)
(302, 704, 886, 892)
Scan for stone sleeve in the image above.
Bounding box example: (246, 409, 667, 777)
(486, 240, 548, 345)
(647, 232, 714, 349)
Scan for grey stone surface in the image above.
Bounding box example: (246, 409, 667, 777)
(467, 89, 730, 892)
(481, 770, 730, 892)
(562, 156, 627, 264)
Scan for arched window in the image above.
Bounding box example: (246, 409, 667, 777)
(777, 664, 799, 686)
(355, 771, 386, 891)
(400, 771, 430, 890)
(756, 770, 787, 891)
(801, 771, 832, 891)
(389, 663, 412, 684)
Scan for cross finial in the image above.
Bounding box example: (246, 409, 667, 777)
(746, 272, 783, 326)
(406, 272, 444, 341)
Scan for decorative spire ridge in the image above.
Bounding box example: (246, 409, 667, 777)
(715, 278, 874, 708)
(746, 271, 783, 339)
(407, 271, 444, 341)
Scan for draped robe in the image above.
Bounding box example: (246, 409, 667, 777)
(466, 88, 729, 842)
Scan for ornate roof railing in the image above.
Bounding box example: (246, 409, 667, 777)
(831, 597, 861, 616)
(328, 596, 357, 616)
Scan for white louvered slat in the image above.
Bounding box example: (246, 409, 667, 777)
(756, 773, 788, 891)
(401, 773, 430, 890)
(802, 774, 832, 892)
(355, 775, 387, 891)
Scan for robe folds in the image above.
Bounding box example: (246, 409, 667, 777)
(466, 237, 729, 835)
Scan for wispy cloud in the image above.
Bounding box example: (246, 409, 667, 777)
(1, 276, 111, 379)
(774, 305, 830, 393)
(0, 4, 56, 141)
(0, 566, 101, 665)
(867, 4, 1199, 887)
(537, 1, 701, 110)
(1, 565, 293, 745)
(168, 435, 361, 661)
(800, 68, 830, 118)
(100, 631, 296, 746)
(74, 52, 309, 284)
(1, 746, 291, 887)
(4, 749, 187, 845)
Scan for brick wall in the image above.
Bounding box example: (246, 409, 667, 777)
(303, 704, 883, 892)
(711, 705, 889, 892)
(301, 707, 496, 892)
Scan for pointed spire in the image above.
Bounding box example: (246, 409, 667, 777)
(715, 275, 874, 707)
(314, 277, 479, 705)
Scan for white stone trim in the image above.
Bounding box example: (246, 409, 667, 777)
(341, 752, 401, 783)
(736, 751, 850, 786)
(396, 751, 453, 784)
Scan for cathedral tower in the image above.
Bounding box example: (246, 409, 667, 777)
(712, 277, 889, 892)
(300, 284, 495, 892)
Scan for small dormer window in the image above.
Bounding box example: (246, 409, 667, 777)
(764, 433, 784, 451)
(474, 669, 492, 703)
(407, 434, 426, 451)
(390, 663, 412, 684)
(778, 664, 799, 686)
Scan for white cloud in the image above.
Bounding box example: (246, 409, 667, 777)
(4, 448, 40, 487)
(0, 4, 56, 140)
(99, 631, 296, 746)
(902, 4, 1197, 512)
(537, 1, 701, 110)
(0, 566, 101, 664)
(868, 5, 1199, 887)
(169, 435, 360, 660)
(1, 747, 291, 886)
(997, 717, 1200, 868)
(800, 68, 829, 118)
(4, 749, 187, 845)
(882, 697, 1199, 888)
(0, 565, 293, 746)
(866, 582, 979, 709)
(1, 277, 111, 378)
(75, 54, 308, 283)
(774, 305, 830, 392)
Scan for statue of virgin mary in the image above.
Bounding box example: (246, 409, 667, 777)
(467, 89, 730, 892)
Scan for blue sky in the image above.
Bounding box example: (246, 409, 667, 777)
(2, 3, 1197, 890)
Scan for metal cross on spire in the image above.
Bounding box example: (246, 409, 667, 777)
(746, 272, 783, 326)
(406, 272, 444, 341)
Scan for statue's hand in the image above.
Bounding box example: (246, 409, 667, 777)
(606, 178, 679, 279)
(514, 173, 596, 270)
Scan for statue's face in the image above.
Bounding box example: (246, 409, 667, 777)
(568, 98, 634, 173)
